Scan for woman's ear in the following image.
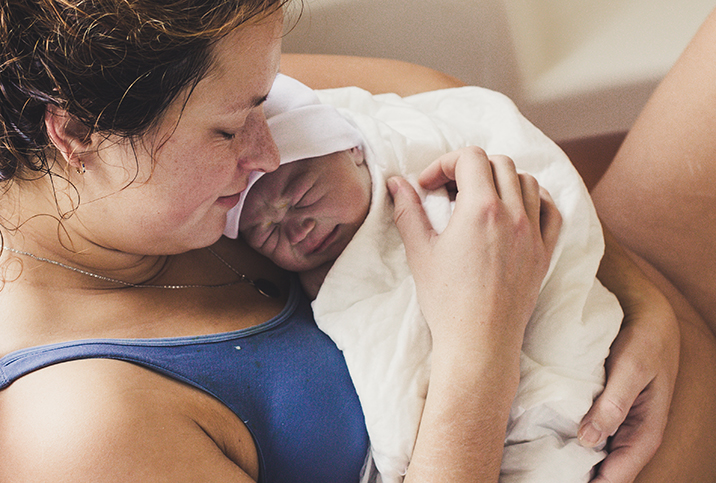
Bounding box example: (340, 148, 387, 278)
(44, 105, 92, 172)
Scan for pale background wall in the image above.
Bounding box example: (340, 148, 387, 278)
(282, 0, 716, 142)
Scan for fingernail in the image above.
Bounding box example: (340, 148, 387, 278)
(386, 177, 399, 197)
(578, 421, 603, 447)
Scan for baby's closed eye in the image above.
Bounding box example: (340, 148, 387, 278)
(257, 223, 282, 255)
(294, 186, 320, 209)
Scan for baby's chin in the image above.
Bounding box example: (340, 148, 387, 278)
(284, 257, 329, 274)
(297, 261, 335, 299)
(259, 250, 327, 274)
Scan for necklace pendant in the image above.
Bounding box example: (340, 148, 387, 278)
(252, 278, 281, 298)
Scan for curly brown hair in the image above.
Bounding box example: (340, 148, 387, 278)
(0, 0, 292, 181)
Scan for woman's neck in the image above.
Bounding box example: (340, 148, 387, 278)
(1, 171, 172, 289)
(1, 231, 172, 291)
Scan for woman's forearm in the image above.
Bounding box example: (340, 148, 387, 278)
(405, 340, 520, 482)
(389, 150, 561, 481)
(578, 224, 679, 481)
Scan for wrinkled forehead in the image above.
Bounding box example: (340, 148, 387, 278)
(244, 152, 346, 209)
(246, 157, 306, 203)
(238, 158, 314, 229)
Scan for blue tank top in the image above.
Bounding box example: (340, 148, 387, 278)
(0, 279, 369, 483)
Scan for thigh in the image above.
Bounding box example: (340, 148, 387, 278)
(594, 141, 716, 335)
(592, 8, 716, 334)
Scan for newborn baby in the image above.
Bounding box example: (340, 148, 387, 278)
(239, 146, 370, 299)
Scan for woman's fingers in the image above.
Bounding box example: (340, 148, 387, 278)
(589, 387, 667, 483)
(488, 154, 523, 207)
(386, 176, 434, 260)
(392, 147, 560, 347)
(413, 147, 561, 263)
(419, 149, 558, 230)
(583, 370, 670, 483)
(519, 172, 541, 222)
(538, 186, 562, 257)
(418, 147, 495, 195)
(580, 288, 678, 483)
(579, 368, 646, 450)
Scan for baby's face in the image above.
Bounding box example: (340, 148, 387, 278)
(239, 147, 371, 272)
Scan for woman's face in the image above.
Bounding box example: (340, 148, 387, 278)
(239, 147, 371, 272)
(72, 12, 283, 255)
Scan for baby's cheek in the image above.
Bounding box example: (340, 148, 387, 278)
(244, 232, 267, 255)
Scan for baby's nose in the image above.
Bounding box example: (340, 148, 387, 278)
(285, 218, 316, 245)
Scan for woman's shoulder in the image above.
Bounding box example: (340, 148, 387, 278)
(0, 238, 293, 350)
(0, 357, 259, 481)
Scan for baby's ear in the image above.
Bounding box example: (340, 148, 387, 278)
(349, 146, 365, 166)
(44, 105, 92, 171)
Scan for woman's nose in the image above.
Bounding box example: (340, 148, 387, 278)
(242, 108, 280, 173)
(284, 217, 316, 245)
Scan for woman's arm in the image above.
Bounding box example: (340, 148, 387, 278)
(389, 148, 562, 480)
(580, 229, 679, 483)
(280, 53, 466, 95)
(0, 359, 259, 482)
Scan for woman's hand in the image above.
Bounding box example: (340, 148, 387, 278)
(388, 146, 562, 481)
(390, 147, 562, 349)
(580, 230, 679, 483)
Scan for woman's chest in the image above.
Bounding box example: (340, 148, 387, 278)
(0, 291, 369, 483)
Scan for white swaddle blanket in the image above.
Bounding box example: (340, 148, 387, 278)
(310, 86, 623, 482)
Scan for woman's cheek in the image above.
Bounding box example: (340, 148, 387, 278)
(158, 190, 214, 227)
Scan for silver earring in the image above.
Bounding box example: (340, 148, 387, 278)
(76, 161, 85, 175)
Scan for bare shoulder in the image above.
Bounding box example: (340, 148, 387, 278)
(0, 359, 258, 482)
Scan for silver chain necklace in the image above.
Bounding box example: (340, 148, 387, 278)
(1, 246, 281, 298)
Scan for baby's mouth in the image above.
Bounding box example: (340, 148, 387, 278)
(307, 225, 340, 256)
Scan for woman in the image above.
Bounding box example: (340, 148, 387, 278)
(0, 1, 560, 481)
(0, 1, 685, 482)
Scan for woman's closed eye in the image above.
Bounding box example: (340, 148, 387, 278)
(216, 113, 250, 141)
(218, 102, 267, 143)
